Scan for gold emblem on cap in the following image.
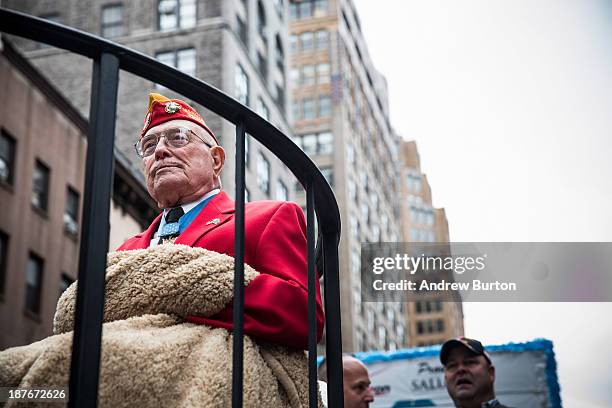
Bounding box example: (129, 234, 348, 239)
(165, 101, 182, 114)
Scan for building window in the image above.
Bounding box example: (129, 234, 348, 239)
(275, 83, 285, 110)
(101, 4, 124, 38)
(353, 283, 362, 316)
(296, 131, 332, 155)
(303, 97, 315, 120)
(301, 64, 315, 86)
(350, 249, 360, 279)
(397, 324, 405, 345)
(361, 202, 369, 224)
(257, 51, 268, 80)
(427, 320, 434, 334)
(318, 95, 331, 117)
(298, 1, 311, 19)
(316, 62, 330, 83)
(315, 29, 329, 50)
(256, 97, 270, 120)
(348, 179, 356, 201)
(289, 0, 327, 19)
(350, 216, 358, 242)
(257, 1, 267, 44)
(372, 224, 381, 242)
(314, 0, 328, 15)
(320, 166, 333, 186)
(32, 160, 50, 212)
(155, 48, 196, 88)
(275, 35, 284, 70)
(367, 308, 375, 333)
(362, 171, 369, 193)
(64, 186, 80, 235)
(59, 273, 74, 298)
(236, 15, 248, 47)
(437, 319, 445, 333)
(257, 152, 270, 195)
(299, 134, 315, 154)
(290, 67, 299, 85)
(417, 321, 424, 335)
(317, 131, 332, 154)
(276, 180, 288, 201)
(289, 34, 298, 53)
(347, 144, 354, 164)
(244, 134, 251, 168)
(381, 213, 388, 236)
(25, 253, 44, 316)
(292, 99, 301, 121)
(235, 64, 249, 105)
(158, 0, 196, 31)
(378, 326, 386, 347)
(0, 129, 16, 186)
(0, 230, 7, 296)
(387, 307, 395, 328)
(427, 211, 435, 226)
(299, 31, 313, 52)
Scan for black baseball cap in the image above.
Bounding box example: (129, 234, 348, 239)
(440, 337, 492, 365)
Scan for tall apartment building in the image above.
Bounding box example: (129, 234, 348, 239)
(5, 0, 296, 202)
(289, 0, 406, 352)
(0, 40, 157, 349)
(399, 140, 464, 347)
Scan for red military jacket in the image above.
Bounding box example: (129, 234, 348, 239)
(117, 191, 325, 350)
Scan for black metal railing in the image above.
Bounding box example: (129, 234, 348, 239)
(0, 8, 344, 408)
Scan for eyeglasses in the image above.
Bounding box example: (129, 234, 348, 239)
(134, 127, 213, 158)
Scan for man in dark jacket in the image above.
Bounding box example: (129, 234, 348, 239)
(440, 337, 512, 408)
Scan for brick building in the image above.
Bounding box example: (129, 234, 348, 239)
(399, 140, 464, 347)
(0, 39, 157, 349)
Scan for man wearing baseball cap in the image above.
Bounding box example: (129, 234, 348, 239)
(440, 337, 511, 408)
(117, 92, 324, 350)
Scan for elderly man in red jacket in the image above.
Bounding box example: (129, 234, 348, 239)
(118, 92, 324, 350)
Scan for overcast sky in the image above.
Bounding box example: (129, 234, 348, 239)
(352, 0, 612, 406)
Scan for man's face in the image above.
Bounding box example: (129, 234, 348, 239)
(343, 358, 374, 408)
(142, 119, 224, 208)
(444, 347, 495, 406)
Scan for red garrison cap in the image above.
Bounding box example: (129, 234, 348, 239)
(140, 93, 218, 144)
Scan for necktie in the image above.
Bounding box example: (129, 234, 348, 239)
(160, 206, 184, 244)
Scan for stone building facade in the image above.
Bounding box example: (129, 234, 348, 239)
(5, 0, 296, 202)
(289, 0, 406, 352)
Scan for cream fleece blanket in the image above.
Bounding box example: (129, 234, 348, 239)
(0, 244, 322, 408)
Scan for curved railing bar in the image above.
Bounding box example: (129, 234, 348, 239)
(1, 7, 344, 408)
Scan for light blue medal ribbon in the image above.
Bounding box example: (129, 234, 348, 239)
(158, 194, 216, 239)
(160, 221, 181, 238)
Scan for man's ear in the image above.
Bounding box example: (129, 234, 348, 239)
(488, 364, 496, 383)
(211, 146, 225, 177)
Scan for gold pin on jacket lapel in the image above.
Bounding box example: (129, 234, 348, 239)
(206, 218, 220, 226)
